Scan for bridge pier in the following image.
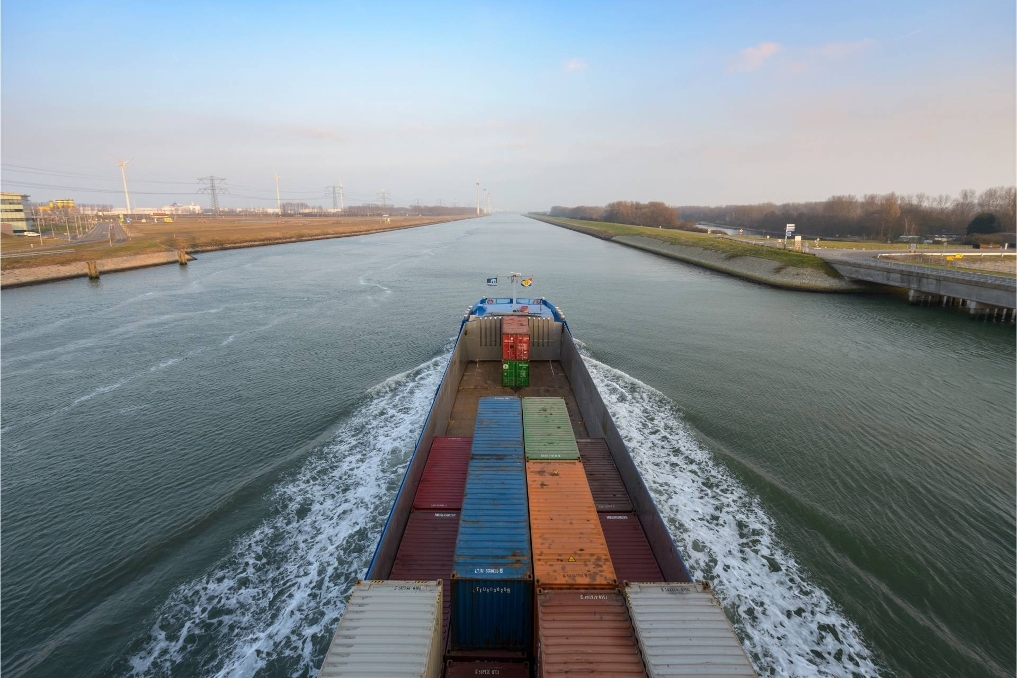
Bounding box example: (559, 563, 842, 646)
(966, 300, 1014, 323)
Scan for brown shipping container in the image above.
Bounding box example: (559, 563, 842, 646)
(577, 438, 634, 512)
(526, 461, 617, 589)
(390, 510, 461, 646)
(598, 513, 664, 583)
(501, 316, 529, 335)
(445, 661, 531, 677)
(536, 589, 648, 677)
(413, 437, 472, 510)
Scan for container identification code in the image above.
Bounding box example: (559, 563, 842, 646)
(473, 567, 504, 574)
(474, 586, 512, 594)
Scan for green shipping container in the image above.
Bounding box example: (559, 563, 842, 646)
(522, 397, 580, 460)
(514, 361, 530, 387)
(502, 361, 516, 387)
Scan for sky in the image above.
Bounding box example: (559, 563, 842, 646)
(2, 0, 1014, 211)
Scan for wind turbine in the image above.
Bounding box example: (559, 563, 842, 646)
(109, 153, 133, 214)
(273, 170, 282, 213)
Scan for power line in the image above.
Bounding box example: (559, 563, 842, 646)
(198, 176, 228, 217)
(325, 182, 344, 211)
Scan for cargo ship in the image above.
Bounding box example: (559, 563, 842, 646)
(318, 297, 757, 677)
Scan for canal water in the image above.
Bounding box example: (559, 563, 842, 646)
(2, 214, 1013, 677)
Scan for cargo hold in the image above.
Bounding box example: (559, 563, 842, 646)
(537, 589, 648, 677)
(526, 460, 617, 589)
(624, 582, 756, 677)
(319, 580, 443, 678)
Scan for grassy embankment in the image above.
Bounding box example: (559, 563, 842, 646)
(0, 214, 471, 272)
(534, 215, 841, 278)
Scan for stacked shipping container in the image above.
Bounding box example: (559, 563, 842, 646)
(389, 436, 473, 647)
(501, 316, 530, 387)
(451, 397, 533, 654)
(624, 583, 756, 677)
(522, 396, 644, 676)
(319, 580, 443, 678)
(578, 437, 676, 583)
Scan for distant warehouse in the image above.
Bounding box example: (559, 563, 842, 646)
(1, 192, 33, 234)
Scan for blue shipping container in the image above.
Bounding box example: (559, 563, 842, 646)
(451, 455, 533, 652)
(471, 397, 523, 458)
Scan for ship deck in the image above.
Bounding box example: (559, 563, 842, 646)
(446, 360, 589, 438)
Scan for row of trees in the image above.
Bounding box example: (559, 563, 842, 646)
(679, 187, 1016, 240)
(549, 201, 704, 231)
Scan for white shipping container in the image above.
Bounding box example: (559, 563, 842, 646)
(624, 582, 756, 677)
(319, 580, 443, 678)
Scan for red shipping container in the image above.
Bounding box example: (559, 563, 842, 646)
(502, 334, 517, 360)
(390, 510, 461, 647)
(413, 437, 472, 510)
(598, 513, 664, 583)
(536, 589, 647, 677)
(577, 439, 633, 512)
(446, 661, 531, 677)
(515, 334, 530, 361)
(501, 316, 529, 335)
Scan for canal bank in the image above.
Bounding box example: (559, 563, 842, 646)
(0, 215, 474, 289)
(527, 215, 861, 292)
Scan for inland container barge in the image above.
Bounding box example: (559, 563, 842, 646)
(318, 297, 756, 677)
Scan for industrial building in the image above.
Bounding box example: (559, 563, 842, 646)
(1, 192, 33, 234)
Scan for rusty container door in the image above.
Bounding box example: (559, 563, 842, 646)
(536, 589, 648, 677)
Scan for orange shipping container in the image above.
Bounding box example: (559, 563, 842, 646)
(525, 461, 617, 589)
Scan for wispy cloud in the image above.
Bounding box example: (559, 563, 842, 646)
(727, 42, 782, 72)
(564, 57, 587, 72)
(812, 38, 874, 59)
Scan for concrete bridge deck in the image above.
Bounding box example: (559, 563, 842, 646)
(817, 250, 1016, 317)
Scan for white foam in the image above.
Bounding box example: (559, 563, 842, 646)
(125, 352, 450, 676)
(582, 354, 884, 677)
(73, 379, 131, 405)
(220, 335, 235, 346)
(150, 358, 180, 372)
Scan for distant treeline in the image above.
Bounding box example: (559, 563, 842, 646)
(549, 187, 1016, 241)
(680, 187, 1016, 240)
(549, 201, 706, 232)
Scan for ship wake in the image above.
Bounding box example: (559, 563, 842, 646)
(124, 352, 450, 677)
(582, 353, 883, 678)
